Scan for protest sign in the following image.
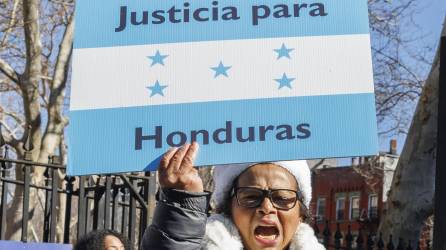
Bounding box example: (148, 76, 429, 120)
(0, 241, 71, 250)
(68, 0, 378, 175)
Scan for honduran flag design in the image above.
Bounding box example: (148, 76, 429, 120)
(68, 0, 378, 175)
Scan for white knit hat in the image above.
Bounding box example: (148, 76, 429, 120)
(212, 161, 312, 209)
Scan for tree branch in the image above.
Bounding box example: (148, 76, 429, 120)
(45, 13, 72, 125)
(23, 0, 42, 88)
(0, 120, 20, 147)
(3, 110, 25, 127)
(50, 13, 73, 94)
(0, 58, 20, 83)
(0, 0, 20, 49)
(39, 13, 73, 162)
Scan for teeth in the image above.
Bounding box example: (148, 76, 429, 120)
(257, 234, 276, 240)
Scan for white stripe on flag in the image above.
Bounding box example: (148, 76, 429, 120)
(70, 34, 374, 111)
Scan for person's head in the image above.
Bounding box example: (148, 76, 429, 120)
(213, 161, 312, 250)
(73, 229, 130, 250)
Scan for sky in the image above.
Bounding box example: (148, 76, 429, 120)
(379, 0, 445, 154)
(414, 0, 445, 45)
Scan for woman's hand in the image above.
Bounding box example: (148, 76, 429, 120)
(158, 142, 203, 192)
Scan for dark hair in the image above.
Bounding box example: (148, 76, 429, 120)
(73, 229, 131, 250)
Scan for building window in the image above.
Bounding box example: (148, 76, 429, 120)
(350, 196, 360, 220)
(316, 198, 326, 222)
(336, 197, 345, 221)
(368, 194, 378, 219)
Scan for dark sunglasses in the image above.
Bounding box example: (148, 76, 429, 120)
(231, 187, 303, 210)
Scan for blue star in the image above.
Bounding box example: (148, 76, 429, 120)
(148, 50, 168, 66)
(274, 43, 294, 60)
(275, 73, 295, 89)
(211, 61, 231, 78)
(147, 80, 168, 97)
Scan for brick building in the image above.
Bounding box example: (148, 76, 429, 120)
(310, 141, 399, 237)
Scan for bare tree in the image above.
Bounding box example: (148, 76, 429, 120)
(378, 17, 445, 244)
(0, 0, 74, 241)
(368, 0, 434, 138)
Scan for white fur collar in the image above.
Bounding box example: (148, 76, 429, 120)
(203, 214, 325, 250)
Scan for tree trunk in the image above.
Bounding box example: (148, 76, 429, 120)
(6, 0, 44, 240)
(378, 17, 446, 244)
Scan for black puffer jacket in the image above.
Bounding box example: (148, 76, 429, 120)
(141, 189, 211, 250)
(141, 189, 324, 250)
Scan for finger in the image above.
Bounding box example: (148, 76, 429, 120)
(168, 143, 190, 172)
(159, 147, 178, 171)
(179, 142, 199, 172)
(191, 142, 199, 159)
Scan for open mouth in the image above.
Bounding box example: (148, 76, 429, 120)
(254, 226, 280, 241)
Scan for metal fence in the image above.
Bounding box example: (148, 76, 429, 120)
(0, 145, 157, 249)
(313, 221, 432, 250)
(0, 145, 435, 250)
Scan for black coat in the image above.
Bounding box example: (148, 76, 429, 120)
(141, 189, 211, 250)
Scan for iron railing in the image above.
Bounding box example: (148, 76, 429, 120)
(0, 144, 156, 249)
(313, 220, 432, 250)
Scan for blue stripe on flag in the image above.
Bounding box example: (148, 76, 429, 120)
(74, 0, 370, 49)
(67, 93, 378, 175)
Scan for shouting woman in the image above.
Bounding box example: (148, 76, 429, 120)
(141, 142, 325, 250)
